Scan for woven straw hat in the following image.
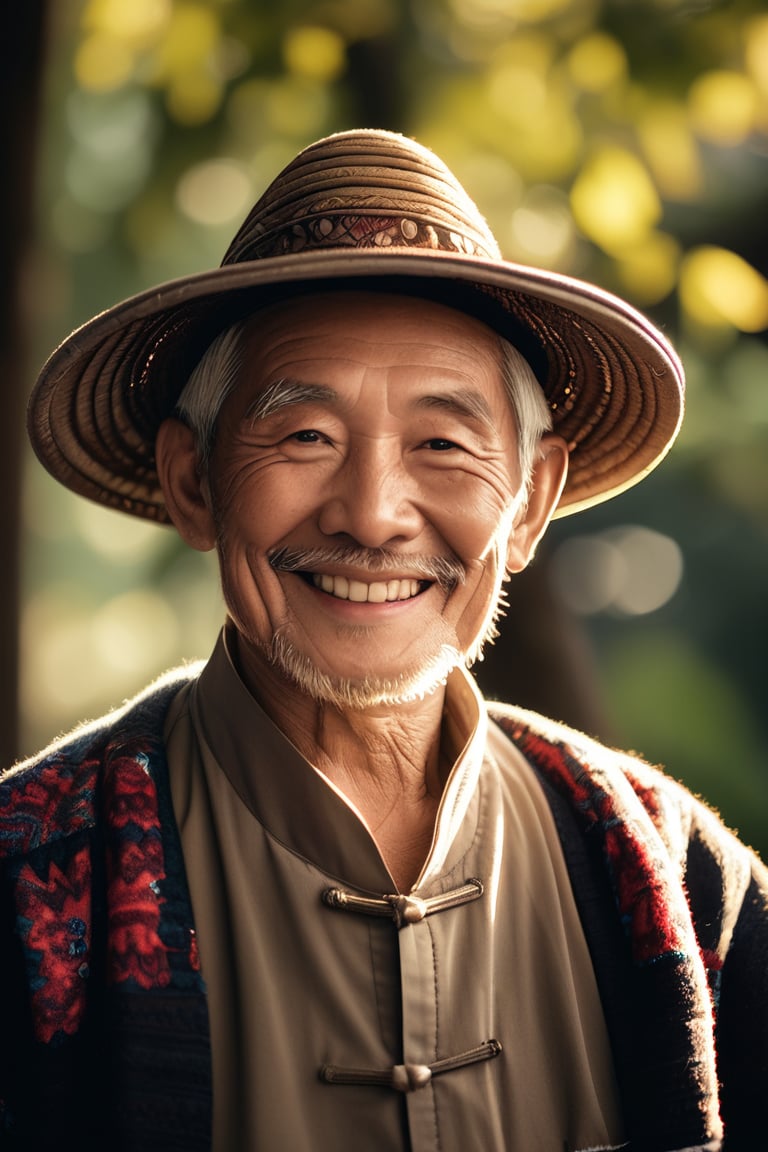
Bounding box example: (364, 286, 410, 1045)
(28, 128, 684, 522)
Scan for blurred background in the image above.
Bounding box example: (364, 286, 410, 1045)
(4, 0, 767, 854)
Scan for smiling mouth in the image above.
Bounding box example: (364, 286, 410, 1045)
(309, 573, 427, 603)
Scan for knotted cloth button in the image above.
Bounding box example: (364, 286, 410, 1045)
(391, 1063, 432, 1092)
(391, 894, 428, 925)
(319, 1038, 500, 1091)
(322, 879, 483, 926)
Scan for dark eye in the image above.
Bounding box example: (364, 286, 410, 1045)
(426, 438, 459, 451)
(292, 429, 323, 443)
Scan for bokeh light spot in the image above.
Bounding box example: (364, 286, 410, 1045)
(262, 77, 331, 137)
(67, 86, 155, 155)
(552, 526, 683, 617)
(615, 230, 680, 305)
(176, 159, 253, 225)
(680, 247, 768, 332)
(745, 16, 768, 99)
(688, 70, 758, 146)
(451, 0, 574, 24)
(551, 535, 625, 616)
(150, 3, 220, 86)
(167, 72, 223, 125)
(510, 185, 575, 267)
(64, 88, 156, 211)
(92, 591, 179, 675)
(570, 147, 661, 252)
(283, 25, 346, 82)
(75, 33, 134, 91)
(638, 100, 701, 200)
(567, 33, 627, 93)
(21, 588, 176, 738)
(72, 501, 162, 564)
(83, 0, 172, 40)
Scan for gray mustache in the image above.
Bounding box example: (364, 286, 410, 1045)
(269, 546, 466, 590)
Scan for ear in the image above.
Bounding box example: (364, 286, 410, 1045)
(155, 418, 217, 552)
(506, 434, 569, 573)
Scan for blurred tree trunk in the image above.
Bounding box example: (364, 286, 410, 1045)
(474, 545, 609, 738)
(0, 1, 47, 766)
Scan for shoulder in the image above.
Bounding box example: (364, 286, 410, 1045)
(489, 700, 723, 846)
(488, 700, 767, 860)
(0, 663, 203, 858)
(488, 700, 764, 955)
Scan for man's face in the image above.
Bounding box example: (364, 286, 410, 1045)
(167, 291, 563, 708)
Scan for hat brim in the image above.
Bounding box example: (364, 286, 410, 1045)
(28, 247, 684, 522)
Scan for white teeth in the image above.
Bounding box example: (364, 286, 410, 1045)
(367, 582, 387, 604)
(348, 580, 368, 602)
(311, 574, 422, 602)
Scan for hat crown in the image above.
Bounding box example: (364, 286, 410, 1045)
(221, 129, 502, 266)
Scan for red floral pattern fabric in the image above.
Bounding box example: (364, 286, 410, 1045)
(103, 751, 171, 991)
(14, 848, 91, 1043)
(498, 717, 700, 965)
(0, 758, 97, 853)
(0, 688, 202, 1047)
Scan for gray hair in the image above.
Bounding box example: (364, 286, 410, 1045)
(174, 314, 553, 488)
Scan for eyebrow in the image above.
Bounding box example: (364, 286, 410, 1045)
(245, 379, 338, 422)
(243, 379, 496, 430)
(415, 388, 496, 429)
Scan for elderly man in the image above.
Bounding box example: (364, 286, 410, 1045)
(2, 130, 766, 1152)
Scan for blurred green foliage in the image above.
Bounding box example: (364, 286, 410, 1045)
(24, 0, 768, 852)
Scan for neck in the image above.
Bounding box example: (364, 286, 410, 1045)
(231, 631, 453, 891)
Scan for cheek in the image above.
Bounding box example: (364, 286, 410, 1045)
(447, 547, 508, 658)
(212, 454, 320, 554)
(430, 473, 517, 566)
(438, 500, 514, 648)
(215, 539, 280, 640)
(211, 488, 312, 639)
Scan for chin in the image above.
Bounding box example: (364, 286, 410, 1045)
(267, 635, 466, 710)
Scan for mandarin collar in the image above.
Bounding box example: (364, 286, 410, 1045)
(191, 628, 486, 894)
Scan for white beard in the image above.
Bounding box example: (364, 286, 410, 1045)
(260, 582, 508, 711)
(264, 633, 466, 709)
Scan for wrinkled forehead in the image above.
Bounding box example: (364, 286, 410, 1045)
(237, 289, 509, 382)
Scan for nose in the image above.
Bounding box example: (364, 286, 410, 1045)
(317, 438, 424, 548)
